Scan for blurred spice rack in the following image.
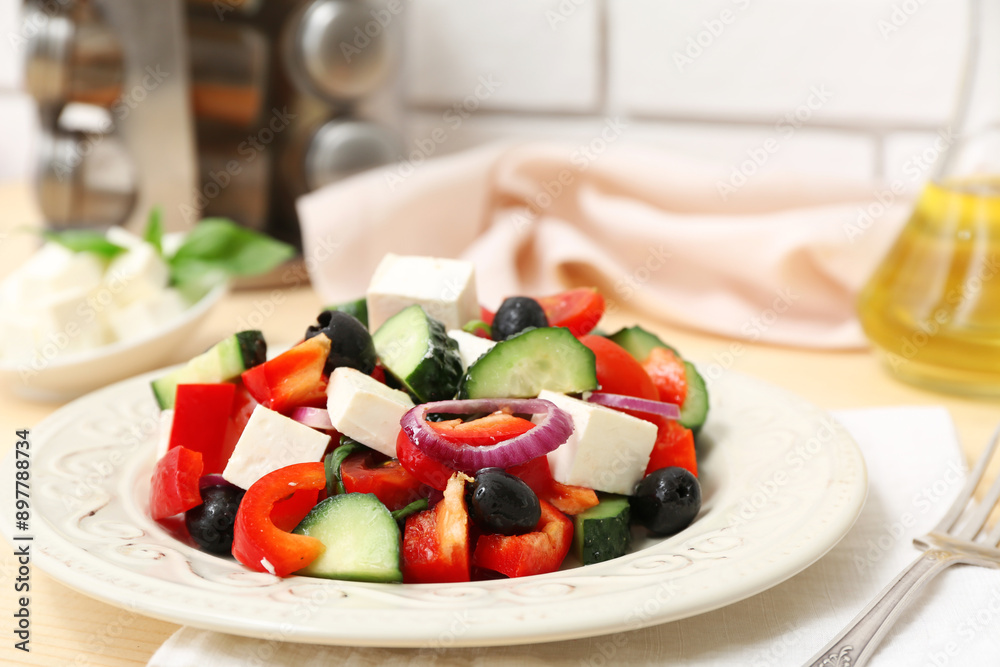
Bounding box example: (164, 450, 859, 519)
(20, 0, 403, 253)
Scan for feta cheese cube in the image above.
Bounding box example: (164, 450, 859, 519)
(21, 243, 103, 295)
(222, 405, 331, 490)
(326, 367, 415, 457)
(106, 288, 188, 342)
(447, 329, 495, 370)
(104, 243, 170, 307)
(366, 254, 478, 331)
(536, 390, 657, 495)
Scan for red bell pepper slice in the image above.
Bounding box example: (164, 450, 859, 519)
(645, 416, 697, 477)
(270, 488, 322, 532)
(642, 347, 688, 407)
(241, 335, 331, 415)
(472, 500, 573, 578)
(168, 383, 237, 474)
(232, 462, 326, 577)
(396, 414, 536, 491)
(507, 456, 599, 515)
(341, 451, 428, 511)
(150, 446, 203, 520)
(401, 473, 470, 583)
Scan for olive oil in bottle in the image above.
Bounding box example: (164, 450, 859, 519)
(857, 180, 1000, 395)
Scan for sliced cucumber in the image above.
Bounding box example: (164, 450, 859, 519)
(679, 361, 708, 435)
(292, 493, 402, 582)
(608, 325, 708, 435)
(326, 297, 368, 328)
(573, 494, 631, 565)
(151, 330, 266, 409)
(372, 305, 462, 403)
(607, 326, 678, 359)
(459, 327, 597, 399)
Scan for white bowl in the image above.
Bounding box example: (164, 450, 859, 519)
(0, 283, 227, 402)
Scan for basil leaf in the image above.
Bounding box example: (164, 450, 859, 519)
(144, 206, 164, 255)
(168, 218, 295, 286)
(42, 229, 127, 259)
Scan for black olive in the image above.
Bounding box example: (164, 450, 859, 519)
(630, 467, 701, 536)
(491, 297, 549, 342)
(185, 484, 245, 555)
(304, 310, 376, 375)
(467, 468, 541, 535)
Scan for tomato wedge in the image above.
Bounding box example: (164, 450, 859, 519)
(645, 416, 697, 477)
(149, 446, 203, 520)
(396, 413, 536, 490)
(536, 288, 605, 337)
(506, 456, 599, 515)
(642, 347, 688, 407)
(241, 335, 331, 414)
(232, 462, 326, 577)
(480, 288, 605, 337)
(401, 473, 471, 583)
(579, 335, 658, 401)
(472, 500, 573, 578)
(341, 451, 428, 510)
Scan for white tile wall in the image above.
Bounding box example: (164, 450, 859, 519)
(404, 0, 601, 112)
(607, 0, 967, 127)
(0, 0, 971, 187)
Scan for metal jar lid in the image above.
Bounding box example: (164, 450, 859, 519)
(283, 0, 395, 103)
(304, 118, 399, 190)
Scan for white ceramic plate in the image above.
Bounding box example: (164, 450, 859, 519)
(0, 365, 866, 647)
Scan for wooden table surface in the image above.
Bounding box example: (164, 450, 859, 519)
(0, 182, 997, 665)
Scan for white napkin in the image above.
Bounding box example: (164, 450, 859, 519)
(296, 144, 910, 349)
(149, 406, 1000, 666)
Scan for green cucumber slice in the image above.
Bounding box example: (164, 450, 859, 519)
(372, 305, 462, 403)
(573, 494, 631, 565)
(151, 330, 266, 409)
(459, 327, 597, 399)
(292, 493, 403, 582)
(679, 361, 708, 435)
(607, 326, 678, 358)
(325, 298, 368, 328)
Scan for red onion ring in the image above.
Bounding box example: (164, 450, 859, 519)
(291, 406, 334, 430)
(400, 399, 573, 473)
(586, 392, 681, 419)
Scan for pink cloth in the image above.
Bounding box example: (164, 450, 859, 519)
(297, 143, 909, 348)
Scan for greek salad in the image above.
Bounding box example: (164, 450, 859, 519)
(148, 254, 708, 583)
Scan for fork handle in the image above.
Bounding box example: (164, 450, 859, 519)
(804, 549, 959, 667)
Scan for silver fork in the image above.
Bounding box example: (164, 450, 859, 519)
(805, 424, 1000, 667)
